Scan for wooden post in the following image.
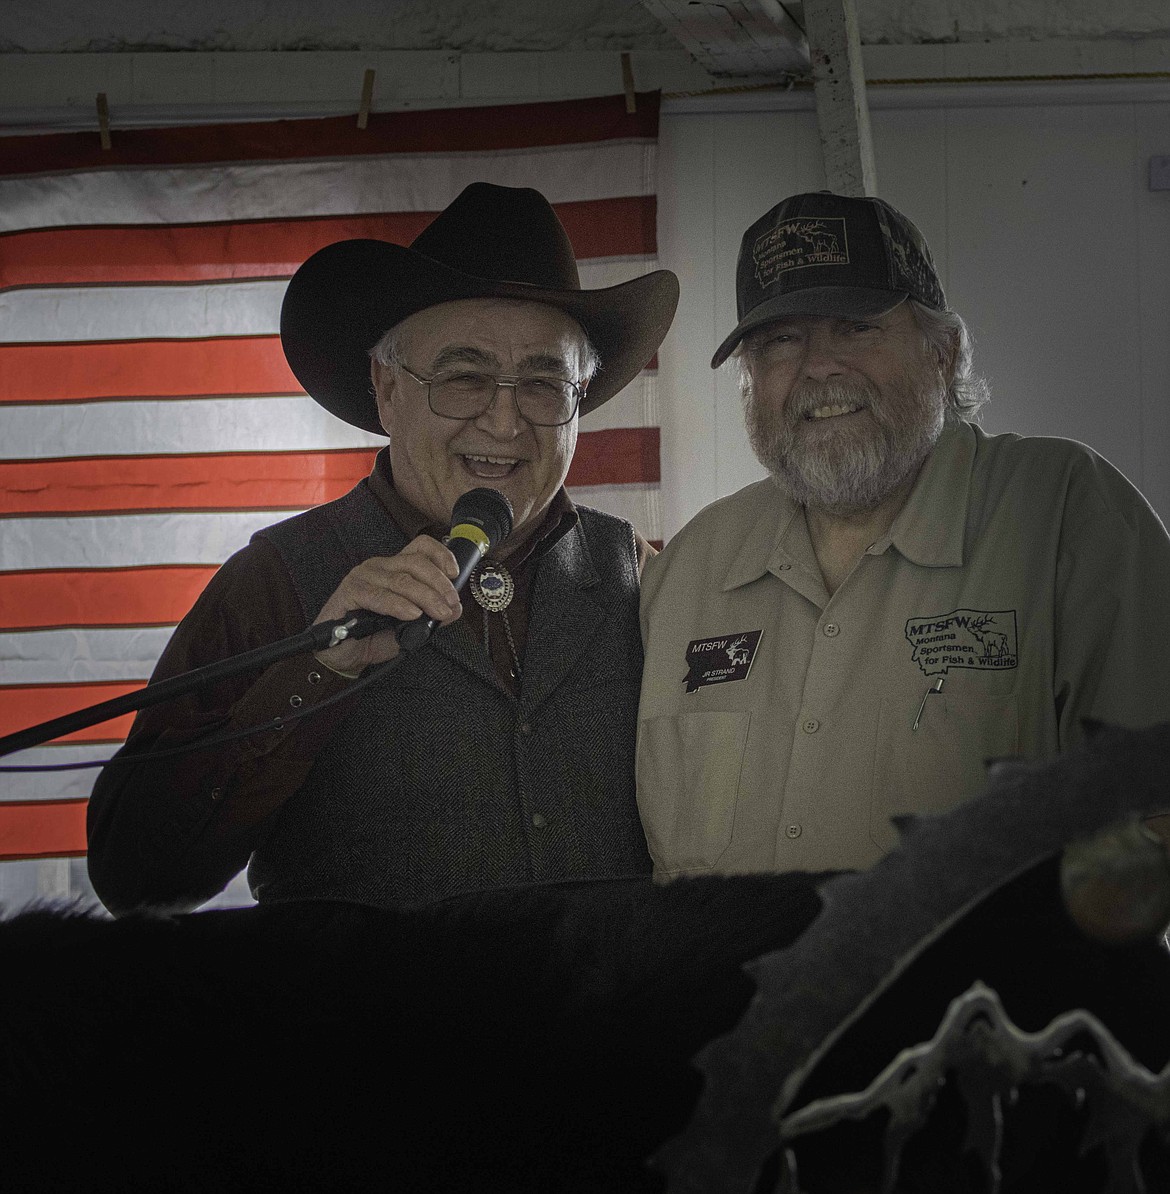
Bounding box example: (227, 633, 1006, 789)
(96, 93, 111, 151)
(357, 69, 375, 130)
(803, 0, 876, 196)
(621, 52, 636, 114)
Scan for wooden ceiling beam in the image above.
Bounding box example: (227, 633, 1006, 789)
(640, 0, 808, 78)
(804, 0, 876, 195)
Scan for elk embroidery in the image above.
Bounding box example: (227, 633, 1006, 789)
(969, 614, 1011, 660)
(726, 636, 751, 667)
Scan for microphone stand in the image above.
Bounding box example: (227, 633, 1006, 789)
(0, 611, 396, 761)
(1, 487, 513, 763)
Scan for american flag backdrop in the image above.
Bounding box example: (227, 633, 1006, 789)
(0, 92, 664, 900)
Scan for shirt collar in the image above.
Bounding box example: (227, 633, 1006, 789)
(869, 419, 975, 568)
(722, 479, 804, 591)
(720, 419, 976, 590)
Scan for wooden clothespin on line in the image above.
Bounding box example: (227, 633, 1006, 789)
(357, 69, 375, 130)
(96, 93, 111, 151)
(620, 53, 636, 114)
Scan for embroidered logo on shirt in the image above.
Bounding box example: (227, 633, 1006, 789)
(753, 218, 849, 288)
(905, 610, 1018, 677)
(684, 630, 763, 693)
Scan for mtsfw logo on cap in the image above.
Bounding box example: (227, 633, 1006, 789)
(752, 218, 849, 288)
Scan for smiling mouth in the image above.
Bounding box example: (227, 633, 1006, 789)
(805, 403, 864, 420)
(461, 453, 522, 478)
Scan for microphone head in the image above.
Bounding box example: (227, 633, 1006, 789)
(452, 487, 514, 549)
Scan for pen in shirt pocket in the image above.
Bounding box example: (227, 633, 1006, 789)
(912, 677, 945, 731)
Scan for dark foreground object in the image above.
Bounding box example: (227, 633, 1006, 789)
(662, 723, 1170, 1194)
(9, 729, 1170, 1194)
(0, 872, 826, 1194)
(776, 854, 1170, 1194)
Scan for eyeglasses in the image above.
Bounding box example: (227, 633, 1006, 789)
(398, 363, 585, 427)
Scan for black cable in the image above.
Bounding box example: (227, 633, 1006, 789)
(0, 653, 404, 774)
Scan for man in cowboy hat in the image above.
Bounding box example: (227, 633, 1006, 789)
(636, 190, 1170, 880)
(88, 182, 678, 916)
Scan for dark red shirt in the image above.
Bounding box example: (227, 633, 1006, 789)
(86, 457, 653, 909)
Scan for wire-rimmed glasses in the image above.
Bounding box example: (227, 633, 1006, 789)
(398, 363, 585, 427)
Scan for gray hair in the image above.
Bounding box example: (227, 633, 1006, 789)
(368, 306, 601, 382)
(907, 301, 990, 422)
(732, 301, 991, 422)
(368, 323, 408, 369)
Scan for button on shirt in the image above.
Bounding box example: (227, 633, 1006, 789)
(636, 421, 1170, 877)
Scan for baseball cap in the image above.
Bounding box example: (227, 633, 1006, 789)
(711, 191, 947, 367)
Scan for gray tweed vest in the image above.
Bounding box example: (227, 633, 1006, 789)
(247, 480, 651, 908)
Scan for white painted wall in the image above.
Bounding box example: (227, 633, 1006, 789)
(656, 84, 1170, 537)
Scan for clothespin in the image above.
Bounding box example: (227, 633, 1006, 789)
(621, 53, 636, 114)
(357, 69, 375, 130)
(96, 93, 111, 151)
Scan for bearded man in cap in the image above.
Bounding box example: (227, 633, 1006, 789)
(88, 183, 678, 916)
(637, 191, 1170, 879)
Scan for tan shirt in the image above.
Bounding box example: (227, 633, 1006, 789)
(637, 421, 1170, 877)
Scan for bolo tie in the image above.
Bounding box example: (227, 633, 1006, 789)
(469, 559, 522, 680)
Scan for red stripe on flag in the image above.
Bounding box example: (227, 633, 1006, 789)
(0, 799, 88, 861)
(0, 336, 301, 403)
(0, 197, 657, 289)
(566, 427, 660, 487)
(0, 449, 376, 516)
(0, 213, 429, 289)
(0, 683, 139, 744)
(0, 93, 660, 176)
(0, 430, 658, 516)
(0, 566, 218, 630)
(558, 195, 658, 262)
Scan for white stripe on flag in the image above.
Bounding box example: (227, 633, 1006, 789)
(579, 372, 659, 434)
(1, 628, 175, 685)
(0, 745, 113, 802)
(0, 511, 302, 570)
(1, 381, 655, 460)
(0, 258, 656, 343)
(567, 482, 662, 539)
(1, 142, 655, 232)
(0, 397, 385, 460)
(3, 488, 660, 564)
(0, 279, 288, 341)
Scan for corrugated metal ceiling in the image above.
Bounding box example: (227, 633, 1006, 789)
(3, 0, 1169, 54)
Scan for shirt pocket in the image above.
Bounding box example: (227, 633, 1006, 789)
(869, 692, 1019, 854)
(636, 710, 750, 873)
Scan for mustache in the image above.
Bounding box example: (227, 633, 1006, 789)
(784, 378, 879, 421)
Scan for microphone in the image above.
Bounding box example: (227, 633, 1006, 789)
(397, 487, 513, 651)
(326, 487, 513, 654)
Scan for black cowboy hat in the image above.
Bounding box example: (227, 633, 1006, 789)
(280, 182, 679, 434)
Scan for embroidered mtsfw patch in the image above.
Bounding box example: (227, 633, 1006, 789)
(752, 217, 849, 287)
(684, 630, 763, 693)
(904, 609, 1018, 677)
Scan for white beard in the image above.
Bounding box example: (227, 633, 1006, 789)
(744, 367, 947, 516)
